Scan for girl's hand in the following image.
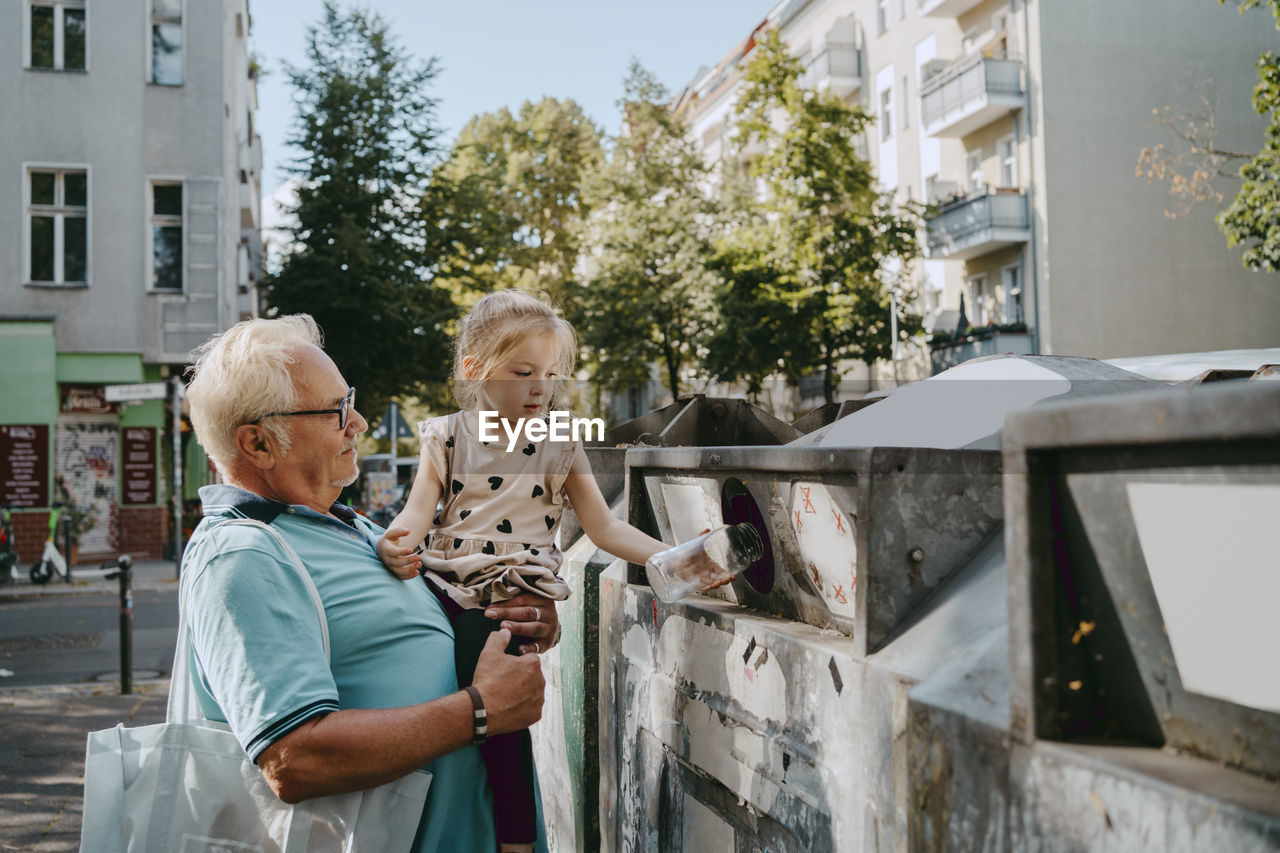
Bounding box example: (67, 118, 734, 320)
(377, 527, 423, 580)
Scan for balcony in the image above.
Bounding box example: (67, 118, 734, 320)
(918, 0, 983, 18)
(929, 325, 1032, 374)
(920, 53, 1024, 138)
(802, 41, 861, 97)
(925, 187, 1029, 260)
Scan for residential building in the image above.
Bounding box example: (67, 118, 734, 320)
(0, 0, 261, 563)
(676, 0, 1280, 380)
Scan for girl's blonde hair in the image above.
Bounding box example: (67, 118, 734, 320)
(453, 290, 576, 411)
(186, 314, 323, 472)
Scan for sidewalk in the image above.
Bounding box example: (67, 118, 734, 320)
(0, 680, 169, 851)
(0, 559, 177, 850)
(0, 558, 180, 600)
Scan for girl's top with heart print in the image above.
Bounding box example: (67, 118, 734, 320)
(414, 410, 575, 609)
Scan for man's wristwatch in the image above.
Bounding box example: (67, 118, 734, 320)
(463, 685, 487, 745)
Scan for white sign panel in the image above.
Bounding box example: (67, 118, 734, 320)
(103, 382, 169, 402)
(1127, 482, 1280, 714)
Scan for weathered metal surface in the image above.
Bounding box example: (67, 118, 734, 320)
(543, 361, 1280, 851)
(626, 445, 1004, 652)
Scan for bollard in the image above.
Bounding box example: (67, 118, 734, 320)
(105, 556, 134, 695)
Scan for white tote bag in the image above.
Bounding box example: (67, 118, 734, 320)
(80, 519, 431, 853)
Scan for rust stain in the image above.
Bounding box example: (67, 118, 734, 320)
(652, 599, 658, 627)
(809, 561, 823, 591)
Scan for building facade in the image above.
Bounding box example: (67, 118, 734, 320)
(0, 0, 261, 564)
(675, 0, 1280, 378)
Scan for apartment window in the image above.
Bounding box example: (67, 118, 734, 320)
(151, 183, 183, 290)
(28, 1, 86, 71)
(965, 149, 984, 192)
(27, 168, 87, 285)
(968, 274, 990, 327)
(998, 136, 1018, 188)
(1003, 265, 1023, 323)
(877, 0, 890, 34)
(881, 88, 894, 141)
(150, 0, 183, 85)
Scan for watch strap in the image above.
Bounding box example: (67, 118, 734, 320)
(463, 685, 487, 745)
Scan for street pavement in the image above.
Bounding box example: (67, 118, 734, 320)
(0, 559, 177, 851)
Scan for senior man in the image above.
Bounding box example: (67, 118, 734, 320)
(182, 314, 556, 851)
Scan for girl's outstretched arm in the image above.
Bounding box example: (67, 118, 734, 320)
(377, 442, 443, 579)
(562, 445, 668, 565)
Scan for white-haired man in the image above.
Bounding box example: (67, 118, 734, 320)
(183, 315, 556, 851)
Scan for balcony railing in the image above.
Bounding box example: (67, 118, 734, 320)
(926, 187, 1029, 260)
(802, 41, 861, 96)
(929, 326, 1032, 374)
(920, 53, 1023, 137)
(918, 0, 983, 18)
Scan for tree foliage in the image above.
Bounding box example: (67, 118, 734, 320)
(1217, 0, 1280, 270)
(707, 30, 924, 403)
(265, 2, 453, 416)
(576, 61, 718, 400)
(429, 98, 603, 304)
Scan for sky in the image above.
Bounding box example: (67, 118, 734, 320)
(252, 0, 776, 204)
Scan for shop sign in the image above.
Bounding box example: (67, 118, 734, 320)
(121, 427, 157, 505)
(0, 424, 50, 507)
(61, 385, 117, 415)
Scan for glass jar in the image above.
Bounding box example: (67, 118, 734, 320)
(645, 523, 764, 603)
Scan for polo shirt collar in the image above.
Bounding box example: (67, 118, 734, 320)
(198, 484, 356, 525)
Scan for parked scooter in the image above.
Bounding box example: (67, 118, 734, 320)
(29, 505, 69, 585)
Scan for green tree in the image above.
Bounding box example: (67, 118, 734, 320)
(576, 61, 719, 401)
(265, 2, 453, 417)
(429, 98, 603, 304)
(1219, 0, 1280, 270)
(709, 30, 924, 403)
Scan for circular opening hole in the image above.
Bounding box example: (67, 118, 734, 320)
(720, 477, 774, 594)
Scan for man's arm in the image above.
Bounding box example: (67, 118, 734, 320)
(257, 628, 543, 803)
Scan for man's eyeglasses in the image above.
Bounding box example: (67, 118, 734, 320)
(252, 387, 357, 431)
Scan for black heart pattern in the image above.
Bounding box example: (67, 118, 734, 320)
(451, 479, 464, 495)
(531, 485, 544, 498)
(545, 515, 555, 530)
(488, 476, 503, 490)
(445, 436, 454, 449)
(522, 443, 536, 456)
(497, 519, 512, 533)
(459, 509, 472, 520)
(530, 548, 539, 555)
(522, 543, 531, 550)
(453, 538, 463, 549)
(482, 541, 496, 555)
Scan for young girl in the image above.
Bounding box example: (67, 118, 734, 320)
(378, 290, 669, 853)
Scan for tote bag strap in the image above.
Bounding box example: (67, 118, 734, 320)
(169, 517, 330, 724)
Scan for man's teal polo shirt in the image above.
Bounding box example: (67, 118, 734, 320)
(183, 484, 543, 853)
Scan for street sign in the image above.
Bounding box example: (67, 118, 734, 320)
(103, 382, 169, 403)
(370, 404, 416, 441)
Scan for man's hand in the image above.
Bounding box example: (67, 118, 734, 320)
(471, 628, 545, 736)
(377, 527, 422, 580)
(485, 593, 560, 654)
